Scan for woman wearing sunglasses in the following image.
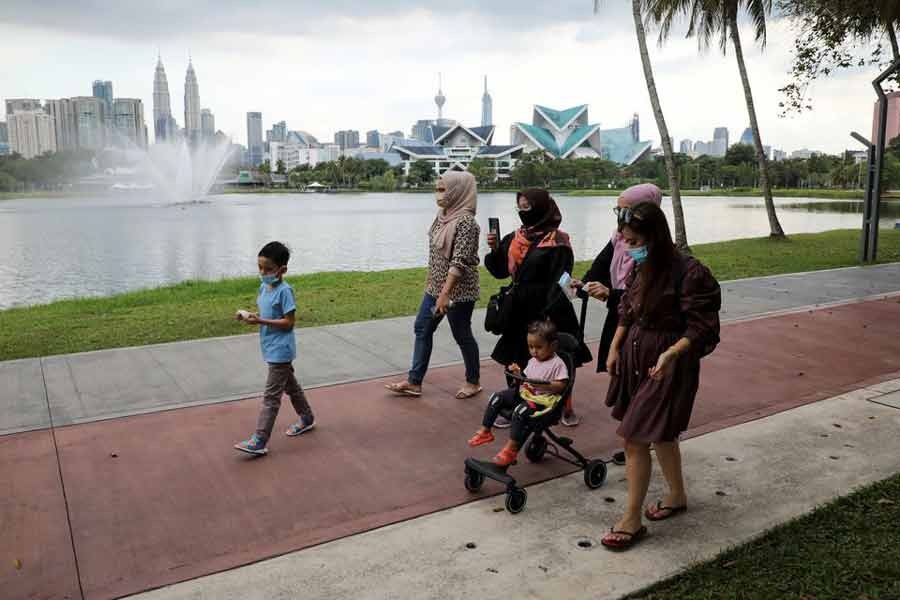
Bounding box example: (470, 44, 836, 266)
(599, 200, 721, 551)
(571, 183, 663, 375)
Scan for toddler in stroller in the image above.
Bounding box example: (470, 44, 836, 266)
(464, 297, 607, 513)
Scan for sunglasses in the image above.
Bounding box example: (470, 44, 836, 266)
(613, 206, 642, 225)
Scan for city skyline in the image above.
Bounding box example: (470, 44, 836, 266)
(0, 1, 884, 155)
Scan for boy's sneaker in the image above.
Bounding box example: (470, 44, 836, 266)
(286, 415, 316, 437)
(494, 415, 512, 429)
(234, 433, 268, 456)
(468, 429, 495, 447)
(561, 412, 581, 427)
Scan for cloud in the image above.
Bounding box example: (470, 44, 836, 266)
(0, 0, 628, 41)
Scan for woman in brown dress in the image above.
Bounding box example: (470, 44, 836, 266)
(600, 202, 721, 551)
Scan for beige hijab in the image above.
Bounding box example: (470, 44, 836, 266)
(431, 171, 477, 259)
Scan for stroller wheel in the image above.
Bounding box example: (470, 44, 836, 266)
(584, 460, 607, 489)
(464, 467, 484, 493)
(525, 436, 548, 463)
(505, 487, 527, 514)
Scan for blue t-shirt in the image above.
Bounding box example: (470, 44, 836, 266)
(257, 280, 297, 364)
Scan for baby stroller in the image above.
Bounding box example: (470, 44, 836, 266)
(464, 291, 608, 513)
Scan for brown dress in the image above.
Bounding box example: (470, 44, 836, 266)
(605, 255, 721, 443)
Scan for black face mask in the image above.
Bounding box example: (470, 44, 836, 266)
(518, 209, 541, 227)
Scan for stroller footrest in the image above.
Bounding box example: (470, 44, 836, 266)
(465, 457, 515, 486)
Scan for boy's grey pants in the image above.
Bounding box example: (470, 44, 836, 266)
(256, 363, 313, 441)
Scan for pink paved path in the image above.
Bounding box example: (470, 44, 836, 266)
(4, 298, 900, 599)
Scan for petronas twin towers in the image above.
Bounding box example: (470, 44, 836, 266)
(152, 55, 201, 143)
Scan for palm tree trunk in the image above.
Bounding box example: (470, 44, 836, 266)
(729, 14, 784, 237)
(631, 0, 689, 251)
(887, 23, 899, 60)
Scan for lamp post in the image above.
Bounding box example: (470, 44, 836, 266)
(851, 131, 875, 262)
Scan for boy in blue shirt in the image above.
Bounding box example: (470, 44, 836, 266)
(234, 241, 315, 455)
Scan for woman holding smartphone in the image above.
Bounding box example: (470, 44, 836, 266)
(485, 188, 591, 424)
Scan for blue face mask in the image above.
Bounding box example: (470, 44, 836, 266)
(260, 273, 280, 285)
(627, 246, 648, 264)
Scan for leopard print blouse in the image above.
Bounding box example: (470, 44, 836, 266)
(426, 215, 480, 303)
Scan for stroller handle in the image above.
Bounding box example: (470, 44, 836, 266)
(504, 369, 551, 386)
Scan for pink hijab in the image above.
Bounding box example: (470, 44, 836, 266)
(609, 184, 663, 289)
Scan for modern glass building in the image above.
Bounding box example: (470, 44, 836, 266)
(510, 105, 651, 165)
(246, 112, 263, 166)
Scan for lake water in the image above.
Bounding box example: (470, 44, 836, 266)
(0, 192, 897, 310)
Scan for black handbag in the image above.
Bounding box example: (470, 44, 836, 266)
(484, 241, 542, 335)
(485, 282, 517, 335)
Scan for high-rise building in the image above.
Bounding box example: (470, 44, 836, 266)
(435, 73, 446, 120)
(92, 80, 114, 128)
(712, 127, 729, 157)
(334, 129, 360, 149)
(183, 59, 201, 142)
(693, 140, 709, 156)
(112, 98, 148, 148)
(679, 139, 693, 154)
(271, 121, 287, 143)
(411, 119, 435, 143)
(153, 55, 177, 142)
(247, 112, 263, 166)
(71, 96, 107, 150)
(481, 76, 493, 127)
(44, 99, 78, 151)
(773, 149, 787, 161)
(200, 109, 215, 142)
(8, 110, 56, 158)
(739, 127, 753, 146)
(0, 121, 7, 143)
(5, 99, 42, 116)
(366, 129, 381, 148)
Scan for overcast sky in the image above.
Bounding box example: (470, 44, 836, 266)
(0, 1, 883, 154)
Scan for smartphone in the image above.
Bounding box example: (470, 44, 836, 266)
(488, 217, 500, 239)
(558, 272, 576, 299)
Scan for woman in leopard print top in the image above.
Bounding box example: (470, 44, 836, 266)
(385, 171, 483, 399)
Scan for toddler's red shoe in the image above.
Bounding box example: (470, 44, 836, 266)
(493, 446, 518, 467)
(468, 430, 495, 447)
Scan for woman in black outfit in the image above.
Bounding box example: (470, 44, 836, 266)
(485, 188, 592, 384)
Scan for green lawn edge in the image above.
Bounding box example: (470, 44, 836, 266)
(627, 472, 900, 599)
(1, 229, 898, 361)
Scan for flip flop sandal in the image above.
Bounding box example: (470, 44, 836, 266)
(644, 501, 688, 521)
(384, 383, 422, 397)
(601, 526, 647, 551)
(455, 386, 483, 399)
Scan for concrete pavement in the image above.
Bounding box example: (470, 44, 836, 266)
(3, 263, 900, 435)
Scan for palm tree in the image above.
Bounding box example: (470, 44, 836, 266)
(647, 0, 785, 237)
(594, 0, 690, 251)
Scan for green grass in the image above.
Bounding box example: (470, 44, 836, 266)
(1, 229, 898, 361)
(0, 190, 82, 201)
(628, 472, 900, 599)
(567, 188, 900, 199)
